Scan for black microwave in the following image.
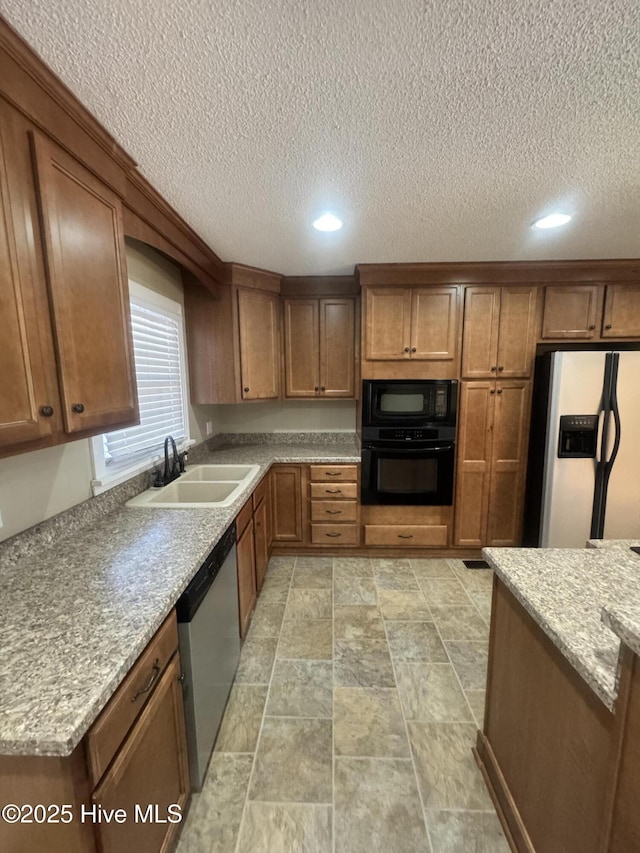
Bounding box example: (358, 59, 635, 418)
(362, 379, 458, 429)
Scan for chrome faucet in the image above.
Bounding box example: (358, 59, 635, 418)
(151, 435, 188, 487)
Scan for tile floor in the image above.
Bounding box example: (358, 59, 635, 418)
(177, 556, 511, 852)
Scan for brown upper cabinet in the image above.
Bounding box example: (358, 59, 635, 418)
(283, 297, 356, 397)
(541, 283, 640, 340)
(462, 285, 538, 379)
(363, 286, 459, 361)
(0, 101, 137, 454)
(185, 264, 282, 404)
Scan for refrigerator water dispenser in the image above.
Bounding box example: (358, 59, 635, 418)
(557, 415, 599, 458)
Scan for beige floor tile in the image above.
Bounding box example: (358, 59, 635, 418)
(427, 809, 510, 852)
(334, 638, 395, 687)
(235, 636, 278, 684)
(418, 578, 473, 606)
(237, 802, 332, 853)
(378, 589, 432, 621)
(247, 602, 286, 638)
(258, 575, 291, 604)
(267, 556, 296, 571)
(278, 619, 333, 660)
(395, 663, 473, 722)
(285, 588, 333, 619)
(371, 557, 411, 571)
(450, 564, 494, 592)
(333, 557, 374, 578)
(291, 565, 333, 589)
(334, 687, 409, 757)
(408, 722, 493, 809)
(409, 558, 455, 578)
(373, 567, 420, 590)
(430, 605, 490, 641)
(295, 555, 332, 569)
(215, 684, 268, 752)
(469, 589, 493, 622)
(334, 576, 378, 605)
(176, 753, 252, 853)
(334, 757, 428, 853)
(465, 689, 487, 728)
(386, 620, 448, 662)
(445, 641, 489, 690)
(249, 717, 332, 803)
(266, 659, 333, 717)
(334, 605, 386, 640)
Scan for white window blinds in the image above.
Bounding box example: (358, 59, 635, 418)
(104, 298, 187, 465)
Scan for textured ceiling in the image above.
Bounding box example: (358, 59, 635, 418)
(1, 0, 639, 275)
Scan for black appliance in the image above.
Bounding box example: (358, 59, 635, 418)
(361, 380, 458, 506)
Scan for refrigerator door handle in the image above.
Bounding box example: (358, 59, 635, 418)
(590, 353, 615, 539)
(604, 359, 622, 471)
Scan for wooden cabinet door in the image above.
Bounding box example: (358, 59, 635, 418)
(264, 471, 273, 551)
(497, 286, 538, 378)
(319, 297, 356, 396)
(271, 465, 303, 541)
(32, 133, 138, 434)
(237, 288, 280, 399)
(92, 654, 189, 853)
(453, 381, 494, 547)
(284, 298, 319, 397)
(410, 287, 459, 360)
(541, 285, 601, 339)
(486, 380, 531, 547)
(253, 498, 269, 591)
(237, 519, 257, 638)
(602, 284, 640, 338)
(461, 287, 500, 378)
(364, 287, 412, 360)
(0, 114, 60, 450)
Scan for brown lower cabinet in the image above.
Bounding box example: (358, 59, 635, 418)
(236, 473, 274, 637)
(454, 379, 531, 548)
(271, 465, 303, 542)
(236, 510, 257, 639)
(0, 613, 189, 853)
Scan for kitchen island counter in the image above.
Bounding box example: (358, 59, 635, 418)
(0, 437, 359, 757)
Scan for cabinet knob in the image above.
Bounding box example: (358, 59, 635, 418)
(490, 389, 496, 394)
(411, 347, 417, 353)
(40, 405, 54, 417)
(321, 386, 326, 391)
(244, 387, 250, 393)
(404, 347, 410, 353)
(498, 365, 504, 371)
(315, 386, 319, 391)
(497, 389, 503, 394)
(605, 324, 612, 330)
(588, 324, 596, 330)
(490, 365, 497, 371)
(72, 403, 85, 414)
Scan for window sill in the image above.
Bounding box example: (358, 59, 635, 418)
(90, 438, 196, 496)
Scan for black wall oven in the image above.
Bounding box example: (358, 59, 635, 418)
(361, 380, 458, 506)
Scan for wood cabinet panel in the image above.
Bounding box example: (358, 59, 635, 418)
(237, 518, 256, 638)
(92, 653, 189, 853)
(271, 465, 303, 541)
(454, 381, 494, 547)
(310, 500, 358, 523)
(602, 284, 640, 338)
(310, 523, 359, 546)
(486, 381, 531, 547)
(236, 499, 253, 538)
(541, 285, 600, 339)
(319, 297, 356, 395)
(32, 132, 137, 434)
(253, 498, 269, 591)
(461, 287, 500, 378)
(411, 287, 459, 360)
(309, 464, 358, 482)
(364, 287, 412, 360)
(608, 654, 640, 852)
(284, 298, 319, 396)
(497, 286, 537, 378)
(238, 288, 280, 399)
(252, 476, 268, 511)
(309, 482, 358, 500)
(363, 524, 448, 547)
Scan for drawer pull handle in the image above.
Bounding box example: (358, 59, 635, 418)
(325, 489, 342, 494)
(326, 532, 342, 537)
(398, 534, 413, 539)
(326, 509, 342, 514)
(131, 658, 161, 702)
(325, 472, 342, 476)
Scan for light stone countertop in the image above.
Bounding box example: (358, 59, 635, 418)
(0, 439, 359, 757)
(483, 545, 640, 710)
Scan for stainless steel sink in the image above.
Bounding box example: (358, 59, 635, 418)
(126, 464, 260, 508)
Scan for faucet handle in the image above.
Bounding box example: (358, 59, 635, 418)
(150, 467, 164, 488)
(178, 451, 188, 473)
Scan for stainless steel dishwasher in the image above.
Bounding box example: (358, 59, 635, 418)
(176, 521, 240, 790)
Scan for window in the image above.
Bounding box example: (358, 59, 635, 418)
(90, 281, 192, 493)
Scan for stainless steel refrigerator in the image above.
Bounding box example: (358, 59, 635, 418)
(523, 349, 640, 547)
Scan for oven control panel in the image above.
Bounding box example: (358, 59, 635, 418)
(379, 428, 433, 441)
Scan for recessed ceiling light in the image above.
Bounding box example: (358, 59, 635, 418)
(313, 213, 343, 232)
(533, 213, 572, 229)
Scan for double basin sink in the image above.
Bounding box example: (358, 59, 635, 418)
(127, 464, 260, 508)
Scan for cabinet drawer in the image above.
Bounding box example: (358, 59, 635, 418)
(236, 498, 253, 536)
(309, 482, 358, 500)
(310, 500, 358, 523)
(86, 613, 179, 787)
(309, 465, 358, 482)
(252, 476, 268, 511)
(364, 524, 448, 547)
(311, 523, 360, 546)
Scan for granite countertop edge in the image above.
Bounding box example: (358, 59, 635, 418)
(0, 440, 360, 758)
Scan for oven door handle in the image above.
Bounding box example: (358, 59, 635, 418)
(366, 444, 453, 454)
